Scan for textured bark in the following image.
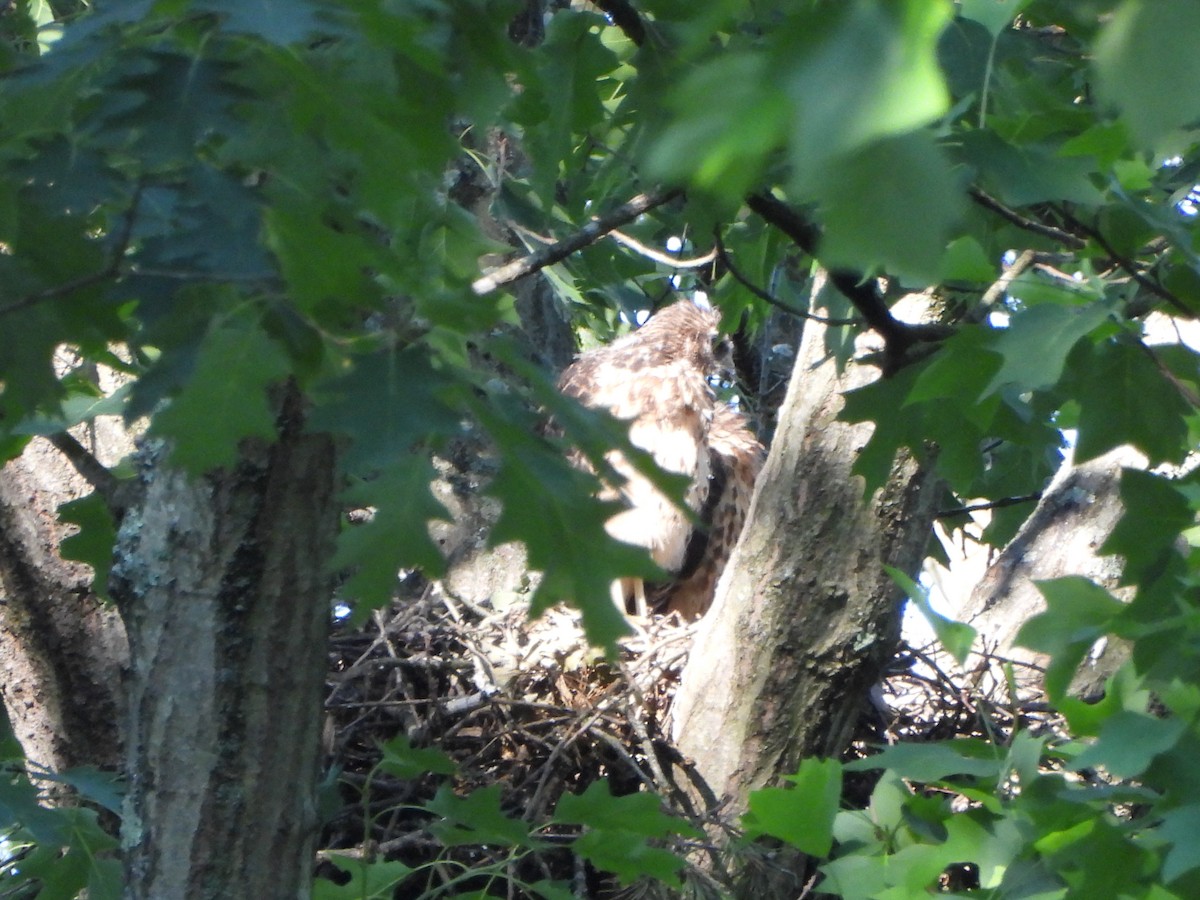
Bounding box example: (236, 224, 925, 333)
(672, 316, 938, 811)
(955, 447, 1140, 698)
(0, 439, 127, 774)
(112, 409, 338, 900)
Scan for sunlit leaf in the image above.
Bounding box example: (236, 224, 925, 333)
(744, 758, 842, 855)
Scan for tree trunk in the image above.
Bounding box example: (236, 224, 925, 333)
(112, 401, 339, 900)
(673, 314, 938, 809)
(0, 439, 128, 774)
(953, 446, 1141, 699)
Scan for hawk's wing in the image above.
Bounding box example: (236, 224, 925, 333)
(655, 405, 764, 619)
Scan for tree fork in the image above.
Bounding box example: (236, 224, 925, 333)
(112, 392, 339, 900)
(672, 291, 939, 886)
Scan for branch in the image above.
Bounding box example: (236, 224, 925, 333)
(935, 492, 1042, 519)
(591, 0, 646, 46)
(967, 186, 1086, 249)
(472, 188, 682, 295)
(609, 229, 717, 269)
(0, 183, 143, 319)
(46, 432, 128, 516)
(1056, 208, 1192, 317)
(712, 234, 859, 326)
(745, 192, 950, 370)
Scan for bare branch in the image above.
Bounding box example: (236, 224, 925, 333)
(745, 192, 951, 370)
(968, 187, 1087, 249)
(46, 431, 127, 515)
(609, 229, 717, 269)
(713, 234, 859, 326)
(935, 492, 1042, 519)
(1056, 208, 1192, 317)
(472, 188, 682, 295)
(979, 249, 1036, 310)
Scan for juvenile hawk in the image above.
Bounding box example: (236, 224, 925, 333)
(557, 300, 763, 618)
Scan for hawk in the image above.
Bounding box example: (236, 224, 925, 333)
(557, 300, 764, 619)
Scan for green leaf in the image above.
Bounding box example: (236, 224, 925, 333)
(332, 459, 451, 616)
(982, 303, 1112, 397)
(1072, 710, 1185, 779)
(192, 0, 334, 45)
(151, 320, 291, 473)
(1017, 577, 1125, 699)
(58, 492, 117, 598)
(554, 781, 695, 886)
(571, 828, 689, 887)
(1101, 468, 1192, 583)
(959, 0, 1032, 37)
(309, 346, 461, 474)
(887, 567, 976, 664)
(784, 0, 954, 184)
(744, 758, 842, 855)
(840, 363, 925, 495)
(376, 734, 456, 781)
(475, 394, 659, 650)
(426, 784, 537, 849)
(816, 132, 965, 282)
(314, 855, 413, 900)
(1095, 0, 1200, 151)
(958, 131, 1107, 206)
(1071, 340, 1191, 465)
(554, 780, 700, 839)
(845, 740, 1004, 782)
(1159, 805, 1200, 882)
(939, 235, 997, 283)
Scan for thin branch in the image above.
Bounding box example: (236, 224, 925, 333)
(979, 249, 1036, 310)
(0, 183, 143, 318)
(472, 188, 682, 295)
(713, 234, 859, 326)
(967, 187, 1086, 249)
(46, 432, 127, 515)
(935, 492, 1042, 519)
(608, 229, 717, 269)
(1056, 208, 1192, 317)
(591, 0, 646, 46)
(745, 192, 950, 369)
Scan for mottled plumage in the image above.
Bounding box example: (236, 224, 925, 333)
(557, 301, 761, 618)
(656, 405, 764, 619)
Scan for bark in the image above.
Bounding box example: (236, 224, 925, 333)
(953, 446, 1141, 698)
(672, 314, 938, 810)
(112, 400, 339, 900)
(0, 438, 128, 774)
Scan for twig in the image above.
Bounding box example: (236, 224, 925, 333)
(1057, 209, 1192, 316)
(0, 183, 143, 318)
(978, 249, 1036, 311)
(935, 492, 1042, 519)
(472, 188, 682, 295)
(713, 234, 859, 326)
(745, 192, 950, 369)
(608, 229, 717, 269)
(967, 187, 1086, 249)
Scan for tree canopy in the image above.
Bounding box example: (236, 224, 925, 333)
(1, 0, 1199, 897)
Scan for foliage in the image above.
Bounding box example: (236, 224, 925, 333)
(0, 709, 122, 899)
(314, 735, 697, 899)
(0, 0, 1199, 896)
